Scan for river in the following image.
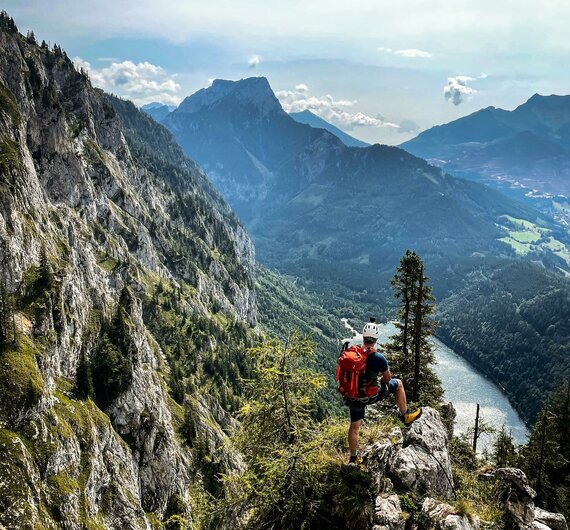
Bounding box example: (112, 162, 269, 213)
(341, 319, 529, 451)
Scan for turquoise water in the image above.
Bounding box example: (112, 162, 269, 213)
(342, 319, 529, 451)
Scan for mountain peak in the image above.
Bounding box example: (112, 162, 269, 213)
(177, 76, 282, 116)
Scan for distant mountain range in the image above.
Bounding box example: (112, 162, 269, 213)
(161, 77, 570, 423)
(162, 77, 569, 286)
(289, 109, 370, 147)
(141, 101, 176, 122)
(401, 95, 570, 225)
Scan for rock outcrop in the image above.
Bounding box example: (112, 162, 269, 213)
(387, 407, 455, 499)
(493, 468, 568, 530)
(422, 498, 480, 530)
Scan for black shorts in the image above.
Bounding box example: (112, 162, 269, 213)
(345, 379, 399, 422)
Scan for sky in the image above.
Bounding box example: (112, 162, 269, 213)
(4, 0, 570, 144)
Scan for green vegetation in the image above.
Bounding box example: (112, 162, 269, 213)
(496, 215, 570, 266)
(0, 82, 21, 126)
(509, 230, 541, 243)
(210, 334, 378, 530)
(255, 265, 346, 417)
(0, 336, 44, 424)
(521, 380, 570, 519)
(385, 251, 443, 406)
(141, 276, 253, 413)
(498, 236, 532, 255)
(0, 136, 22, 174)
(92, 287, 135, 409)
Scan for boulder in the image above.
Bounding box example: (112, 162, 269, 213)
(388, 408, 455, 498)
(534, 508, 568, 530)
(373, 494, 405, 530)
(422, 498, 480, 530)
(495, 468, 536, 529)
(441, 514, 479, 530)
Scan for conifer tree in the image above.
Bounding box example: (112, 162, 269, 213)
(219, 333, 329, 528)
(0, 282, 11, 352)
(385, 250, 443, 405)
(38, 244, 54, 291)
(75, 349, 94, 399)
(522, 381, 570, 518)
(493, 426, 518, 467)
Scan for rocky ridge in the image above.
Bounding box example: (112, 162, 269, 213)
(360, 407, 567, 530)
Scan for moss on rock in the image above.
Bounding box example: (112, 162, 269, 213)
(0, 336, 44, 423)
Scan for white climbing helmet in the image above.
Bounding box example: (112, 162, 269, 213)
(362, 317, 380, 340)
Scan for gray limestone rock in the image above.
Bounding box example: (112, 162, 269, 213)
(422, 498, 480, 530)
(388, 407, 455, 498)
(373, 494, 404, 530)
(0, 24, 256, 530)
(495, 468, 537, 529)
(534, 508, 568, 530)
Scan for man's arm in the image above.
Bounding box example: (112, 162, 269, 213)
(381, 369, 392, 384)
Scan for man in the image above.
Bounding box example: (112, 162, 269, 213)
(345, 318, 422, 464)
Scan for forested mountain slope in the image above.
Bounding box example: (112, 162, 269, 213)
(438, 261, 570, 423)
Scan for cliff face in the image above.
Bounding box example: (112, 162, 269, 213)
(0, 20, 255, 529)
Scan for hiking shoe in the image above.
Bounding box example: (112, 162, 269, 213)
(347, 453, 360, 465)
(402, 407, 422, 427)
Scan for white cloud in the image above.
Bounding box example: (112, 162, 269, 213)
(378, 47, 432, 58)
(443, 75, 476, 105)
(397, 119, 421, 134)
(72, 57, 182, 106)
(276, 86, 399, 130)
(248, 55, 260, 68)
(394, 48, 433, 58)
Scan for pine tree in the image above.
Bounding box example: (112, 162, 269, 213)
(218, 333, 330, 528)
(493, 425, 518, 467)
(522, 381, 570, 518)
(0, 282, 11, 352)
(38, 244, 54, 292)
(75, 349, 94, 399)
(385, 250, 443, 406)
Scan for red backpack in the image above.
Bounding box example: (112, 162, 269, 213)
(336, 345, 367, 399)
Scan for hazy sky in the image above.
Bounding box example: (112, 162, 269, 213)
(4, 1, 570, 144)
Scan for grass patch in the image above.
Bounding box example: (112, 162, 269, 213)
(543, 237, 566, 251)
(83, 139, 105, 166)
(0, 336, 44, 423)
(0, 83, 21, 126)
(499, 215, 537, 230)
(0, 136, 22, 174)
(0, 428, 52, 528)
(498, 236, 530, 256)
(452, 467, 502, 528)
(95, 252, 119, 273)
(509, 230, 541, 243)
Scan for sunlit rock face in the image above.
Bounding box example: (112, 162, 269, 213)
(0, 21, 255, 529)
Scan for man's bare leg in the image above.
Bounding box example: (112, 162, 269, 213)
(392, 378, 422, 426)
(348, 419, 362, 456)
(393, 378, 407, 413)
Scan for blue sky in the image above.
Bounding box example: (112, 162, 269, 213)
(4, 0, 570, 144)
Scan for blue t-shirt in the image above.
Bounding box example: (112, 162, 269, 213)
(364, 351, 389, 387)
